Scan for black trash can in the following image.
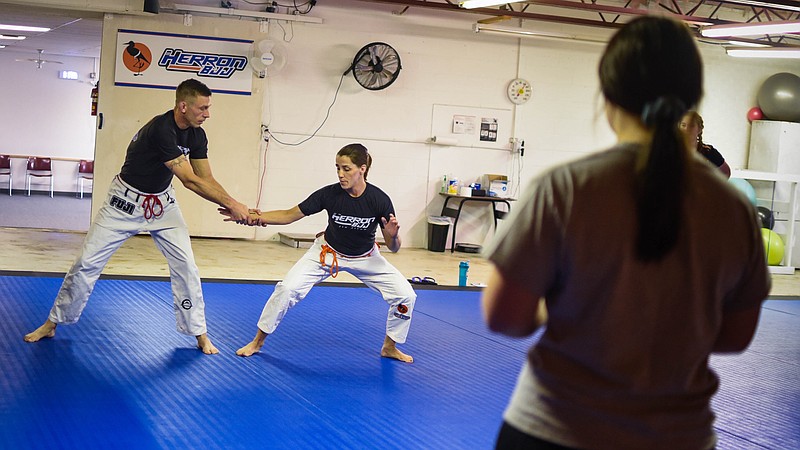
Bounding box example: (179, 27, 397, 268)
(427, 216, 450, 252)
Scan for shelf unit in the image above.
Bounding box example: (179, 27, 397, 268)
(732, 169, 800, 275)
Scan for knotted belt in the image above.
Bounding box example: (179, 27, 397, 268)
(318, 243, 378, 278)
(115, 175, 170, 220)
(142, 194, 164, 220)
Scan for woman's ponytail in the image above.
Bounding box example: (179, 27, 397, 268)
(637, 96, 688, 261)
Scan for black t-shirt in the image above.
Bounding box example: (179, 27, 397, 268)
(298, 183, 395, 256)
(119, 110, 209, 193)
(699, 144, 725, 168)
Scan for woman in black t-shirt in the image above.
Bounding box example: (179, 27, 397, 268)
(680, 111, 732, 178)
(221, 143, 416, 363)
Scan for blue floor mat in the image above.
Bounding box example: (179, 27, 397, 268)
(1, 275, 797, 449)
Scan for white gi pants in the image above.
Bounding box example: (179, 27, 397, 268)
(48, 176, 207, 336)
(257, 237, 416, 344)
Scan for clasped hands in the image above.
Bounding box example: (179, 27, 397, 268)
(218, 207, 268, 227)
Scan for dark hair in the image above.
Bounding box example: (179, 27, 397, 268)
(599, 16, 703, 262)
(337, 143, 372, 181)
(176, 79, 212, 104)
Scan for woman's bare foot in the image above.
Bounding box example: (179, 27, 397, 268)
(196, 333, 219, 355)
(24, 320, 57, 343)
(236, 329, 268, 357)
(381, 335, 413, 363)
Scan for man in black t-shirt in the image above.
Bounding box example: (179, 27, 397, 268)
(24, 79, 253, 354)
(222, 143, 416, 363)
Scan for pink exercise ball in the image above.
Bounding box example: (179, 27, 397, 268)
(747, 107, 763, 122)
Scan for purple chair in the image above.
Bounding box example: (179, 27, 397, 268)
(77, 159, 94, 199)
(0, 155, 11, 196)
(26, 157, 53, 198)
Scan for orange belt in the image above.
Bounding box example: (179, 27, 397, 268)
(319, 245, 340, 278)
(319, 243, 377, 278)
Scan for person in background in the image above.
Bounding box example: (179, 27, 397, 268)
(481, 16, 769, 450)
(223, 143, 416, 363)
(680, 110, 732, 178)
(24, 79, 253, 354)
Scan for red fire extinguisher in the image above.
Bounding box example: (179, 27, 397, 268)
(91, 85, 98, 116)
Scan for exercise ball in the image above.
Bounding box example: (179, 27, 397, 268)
(729, 178, 757, 205)
(761, 228, 785, 265)
(757, 206, 775, 230)
(756, 72, 800, 123)
(747, 106, 763, 122)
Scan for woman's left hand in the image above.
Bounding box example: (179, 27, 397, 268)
(382, 213, 400, 237)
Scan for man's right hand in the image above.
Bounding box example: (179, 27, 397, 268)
(219, 207, 265, 226)
(225, 201, 251, 224)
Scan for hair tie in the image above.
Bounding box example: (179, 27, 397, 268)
(641, 97, 686, 127)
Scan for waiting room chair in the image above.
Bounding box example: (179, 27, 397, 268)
(0, 155, 11, 196)
(77, 160, 94, 199)
(26, 157, 53, 198)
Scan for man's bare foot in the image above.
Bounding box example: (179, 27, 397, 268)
(196, 333, 219, 355)
(381, 335, 413, 363)
(236, 329, 268, 357)
(24, 320, 57, 343)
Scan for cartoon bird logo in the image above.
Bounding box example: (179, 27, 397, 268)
(122, 41, 152, 76)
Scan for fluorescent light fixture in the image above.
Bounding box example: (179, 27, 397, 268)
(701, 20, 800, 37)
(461, 0, 521, 9)
(0, 24, 50, 33)
(728, 40, 770, 47)
(0, 34, 25, 40)
(472, 23, 607, 44)
(726, 48, 800, 58)
(720, 0, 800, 13)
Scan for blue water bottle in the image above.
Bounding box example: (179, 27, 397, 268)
(459, 260, 469, 287)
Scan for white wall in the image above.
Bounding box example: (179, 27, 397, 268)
(250, 4, 524, 247)
(3, 1, 800, 248)
(0, 51, 97, 193)
(250, 2, 800, 248)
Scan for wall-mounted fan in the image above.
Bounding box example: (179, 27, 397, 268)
(16, 49, 63, 69)
(347, 42, 401, 90)
(250, 40, 287, 78)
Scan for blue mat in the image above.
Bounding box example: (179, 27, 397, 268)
(0, 275, 797, 449)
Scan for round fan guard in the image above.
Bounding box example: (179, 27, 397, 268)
(349, 42, 402, 91)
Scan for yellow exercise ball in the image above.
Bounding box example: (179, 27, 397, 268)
(761, 228, 785, 265)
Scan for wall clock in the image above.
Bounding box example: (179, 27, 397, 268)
(507, 78, 532, 104)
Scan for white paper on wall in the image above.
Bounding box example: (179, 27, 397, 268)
(432, 104, 511, 150)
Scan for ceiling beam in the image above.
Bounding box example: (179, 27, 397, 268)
(356, 0, 800, 47)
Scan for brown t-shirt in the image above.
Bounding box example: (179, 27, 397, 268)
(487, 143, 770, 449)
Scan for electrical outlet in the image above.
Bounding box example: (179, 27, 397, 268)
(509, 138, 525, 155)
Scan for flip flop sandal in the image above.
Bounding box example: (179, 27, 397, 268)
(408, 276, 437, 285)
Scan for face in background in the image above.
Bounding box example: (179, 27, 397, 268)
(679, 114, 702, 150)
(336, 155, 367, 192)
(178, 95, 211, 128)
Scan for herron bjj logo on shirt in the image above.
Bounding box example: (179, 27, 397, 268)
(158, 48, 248, 79)
(177, 145, 190, 156)
(331, 213, 375, 230)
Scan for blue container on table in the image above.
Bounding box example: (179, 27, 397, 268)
(459, 261, 469, 287)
